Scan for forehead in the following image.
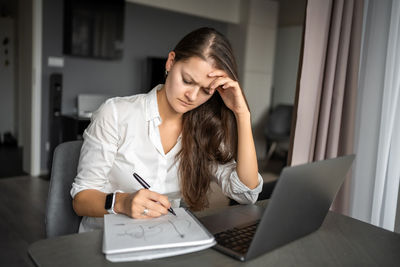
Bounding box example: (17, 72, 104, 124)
(178, 56, 218, 80)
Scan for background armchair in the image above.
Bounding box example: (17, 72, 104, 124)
(263, 104, 293, 163)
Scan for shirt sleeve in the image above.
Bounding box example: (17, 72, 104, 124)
(213, 161, 263, 204)
(70, 99, 119, 198)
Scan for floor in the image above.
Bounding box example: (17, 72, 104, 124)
(0, 176, 49, 267)
(0, 146, 47, 265)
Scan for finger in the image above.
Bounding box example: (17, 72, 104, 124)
(208, 70, 227, 77)
(144, 199, 168, 215)
(221, 80, 238, 89)
(147, 191, 171, 208)
(135, 189, 164, 204)
(209, 77, 233, 93)
(141, 208, 163, 218)
(129, 190, 155, 218)
(131, 203, 163, 219)
(134, 189, 171, 215)
(211, 79, 238, 95)
(130, 204, 147, 219)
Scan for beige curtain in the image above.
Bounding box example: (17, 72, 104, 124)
(289, 0, 364, 215)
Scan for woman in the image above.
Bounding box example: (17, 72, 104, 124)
(71, 27, 263, 232)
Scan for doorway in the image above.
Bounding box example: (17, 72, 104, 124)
(0, 0, 42, 178)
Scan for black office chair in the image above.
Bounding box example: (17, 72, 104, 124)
(263, 104, 293, 163)
(45, 140, 83, 238)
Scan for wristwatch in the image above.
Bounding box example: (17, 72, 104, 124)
(105, 192, 117, 214)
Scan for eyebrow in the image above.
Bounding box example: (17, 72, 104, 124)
(182, 71, 211, 90)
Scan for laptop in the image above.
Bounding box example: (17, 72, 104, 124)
(198, 155, 355, 261)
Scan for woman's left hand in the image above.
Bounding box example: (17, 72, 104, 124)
(208, 70, 249, 116)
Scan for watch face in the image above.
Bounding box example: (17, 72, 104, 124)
(105, 193, 113, 210)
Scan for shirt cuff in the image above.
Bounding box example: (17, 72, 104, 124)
(230, 171, 263, 194)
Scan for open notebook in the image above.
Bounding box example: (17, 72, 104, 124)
(102, 208, 216, 262)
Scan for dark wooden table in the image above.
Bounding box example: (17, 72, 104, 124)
(28, 201, 400, 266)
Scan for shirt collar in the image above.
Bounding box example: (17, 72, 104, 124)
(145, 84, 163, 122)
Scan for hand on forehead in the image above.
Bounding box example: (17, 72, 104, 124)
(179, 56, 225, 89)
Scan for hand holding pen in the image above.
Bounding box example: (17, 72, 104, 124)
(133, 173, 177, 216)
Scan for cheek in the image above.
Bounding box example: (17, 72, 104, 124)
(194, 94, 213, 107)
(165, 80, 181, 98)
(167, 75, 186, 94)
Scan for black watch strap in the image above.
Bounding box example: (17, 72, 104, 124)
(105, 193, 114, 211)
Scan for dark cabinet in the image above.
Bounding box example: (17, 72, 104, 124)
(61, 115, 91, 142)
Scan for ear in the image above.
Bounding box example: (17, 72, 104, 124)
(165, 51, 175, 72)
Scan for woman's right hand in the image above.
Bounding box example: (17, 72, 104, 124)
(114, 189, 171, 219)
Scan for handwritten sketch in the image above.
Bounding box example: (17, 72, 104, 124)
(115, 218, 192, 241)
(104, 208, 213, 253)
(164, 219, 191, 238)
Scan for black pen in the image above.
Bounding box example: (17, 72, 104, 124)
(133, 172, 177, 216)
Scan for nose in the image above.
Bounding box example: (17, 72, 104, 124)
(184, 87, 200, 102)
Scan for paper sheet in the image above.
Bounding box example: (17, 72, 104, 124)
(103, 208, 215, 255)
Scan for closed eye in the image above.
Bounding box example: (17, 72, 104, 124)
(202, 88, 211, 94)
(182, 78, 193, 85)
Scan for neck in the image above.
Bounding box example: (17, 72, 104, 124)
(157, 86, 183, 124)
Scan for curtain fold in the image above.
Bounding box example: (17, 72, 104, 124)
(349, 0, 400, 231)
(290, 0, 333, 165)
(370, 0, 400, 230)
(290, 0, 364, 215)
(350, 0, 391, 226)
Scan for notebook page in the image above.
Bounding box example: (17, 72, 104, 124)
(103, 208, 214, 254)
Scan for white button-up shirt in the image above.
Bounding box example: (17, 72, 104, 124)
(71, 85, 263, 232)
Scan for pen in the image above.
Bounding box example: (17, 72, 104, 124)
(133, 172, 177, 216)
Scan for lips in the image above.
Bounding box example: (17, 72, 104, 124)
(178, 99, 192, 106)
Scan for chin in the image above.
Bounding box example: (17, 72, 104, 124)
(170, 104, 187, 114)
(172, 101, 195, 114)
(176, 106, 193, 114)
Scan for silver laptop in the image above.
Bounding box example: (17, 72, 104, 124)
(198, 155, 355, 261)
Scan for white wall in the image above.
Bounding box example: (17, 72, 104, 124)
(241, 0, 279, 159)
(242, 0, 278, 125)
(31, 0, 42, 176)
(272, 25, 303, 107)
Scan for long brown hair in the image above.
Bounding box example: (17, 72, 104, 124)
(173, 27, 244, 210)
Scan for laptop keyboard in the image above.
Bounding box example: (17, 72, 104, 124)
(214, 221, 260, 254)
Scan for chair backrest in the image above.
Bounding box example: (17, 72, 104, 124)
(264, 104, 293, 139)
(45, 140, 83, 238)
